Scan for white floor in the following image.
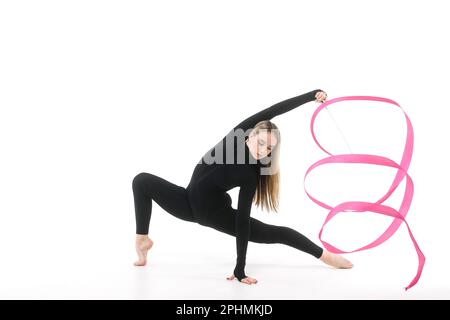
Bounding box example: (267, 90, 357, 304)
(0, 212, 447, 300)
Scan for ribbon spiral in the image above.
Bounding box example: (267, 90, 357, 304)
(304, 96, 425, 290)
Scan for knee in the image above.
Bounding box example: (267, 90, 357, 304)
(274, 226, 291, 241)
(132, 172, 150, 191)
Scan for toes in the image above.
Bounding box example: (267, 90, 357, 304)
(340, 259, 353, 268)
(134, 260, 146, 266)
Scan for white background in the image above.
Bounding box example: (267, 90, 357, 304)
(0, 0, 449, 299)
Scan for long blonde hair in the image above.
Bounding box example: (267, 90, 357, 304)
(251, 120, 281, 213)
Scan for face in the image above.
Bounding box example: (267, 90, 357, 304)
(246, 130, 278, 160)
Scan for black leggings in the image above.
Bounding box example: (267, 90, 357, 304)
(132, 172, 324, 259)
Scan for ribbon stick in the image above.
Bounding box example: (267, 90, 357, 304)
(324, 105, 354, 154)
(305, 96, 425, 290)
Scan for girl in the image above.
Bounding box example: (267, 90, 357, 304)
(132, 89, 353, 285)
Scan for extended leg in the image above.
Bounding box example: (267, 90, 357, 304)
(250, 218, 353, 269)
(201, 207, 323, 258)
(249, 218, 324, 258)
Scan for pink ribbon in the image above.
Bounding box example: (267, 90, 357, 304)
(304, 96, 425, 290)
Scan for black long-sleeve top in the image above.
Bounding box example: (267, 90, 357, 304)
(186, 89, 323, 281)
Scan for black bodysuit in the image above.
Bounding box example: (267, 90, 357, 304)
(132, 89, 324, 281)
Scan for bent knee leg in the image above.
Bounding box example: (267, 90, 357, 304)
(132, 172, 152, 192)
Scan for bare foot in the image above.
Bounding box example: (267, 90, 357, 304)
(134, 235, 154, 266)
(319, 249, 353, 269)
